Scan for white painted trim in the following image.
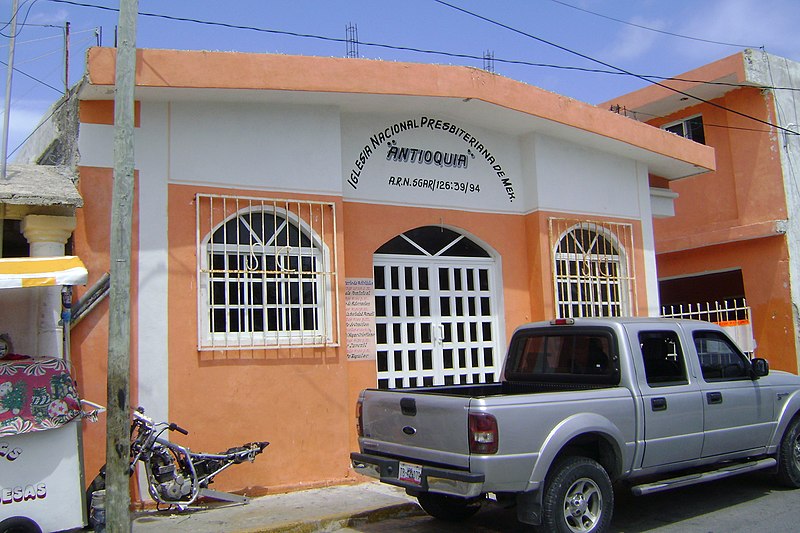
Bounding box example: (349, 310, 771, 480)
(637, 162, 661, 316)
(135, 103, 171, 505)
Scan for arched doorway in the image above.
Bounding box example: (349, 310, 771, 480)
(373, 226, 502, 389)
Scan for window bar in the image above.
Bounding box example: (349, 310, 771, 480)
(211, 195, 218, 351)
(222, 196, 231, 350)
(208, 194, 215, 351)
(284, 199, 295, 347)
(260, 199, 267, 344)
(196, 194, 204, 350)
(271, 203, 281, 349)
(318, 202, 327, 346)
(296, 200, 306, 345)
(247, 198, 256, 349)
(330, 202, 339, 346)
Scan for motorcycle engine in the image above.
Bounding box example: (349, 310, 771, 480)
(157, 472, 192, 500)
(149, 448, 192, 501)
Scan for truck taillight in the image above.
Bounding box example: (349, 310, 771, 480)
(356, 398, 364, 437)
(469, 412, 498, 454)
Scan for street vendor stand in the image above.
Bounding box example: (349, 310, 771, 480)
(0, 256, 99, 533)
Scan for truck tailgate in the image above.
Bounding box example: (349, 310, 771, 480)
(360, 389, 472, 468)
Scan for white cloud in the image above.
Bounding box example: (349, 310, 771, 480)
(28, 9, 69, 26)
(601, 16, 667, 62)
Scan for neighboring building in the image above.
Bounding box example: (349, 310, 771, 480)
(605, 49, 800, 374)
(19, 47, 713, 499)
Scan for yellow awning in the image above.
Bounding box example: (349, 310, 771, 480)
(0, 256, 88, 288)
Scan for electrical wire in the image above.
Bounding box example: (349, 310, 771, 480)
(43, 0, 800, 94)
(547, 0, 761, 49)
(0, 57, 62, 93)
(6, 97, 66, 158)
(39, 0, 800, 137)
(432, 0, 798, 137)
(0, 0, 41, 38)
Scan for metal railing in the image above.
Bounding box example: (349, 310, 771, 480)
(661, 299, 754, 355)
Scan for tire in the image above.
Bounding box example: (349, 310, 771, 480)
(0, 517, 42, 533)
(777, 416, 800, 488)
(416, 492, 482, 521)
(542, 456, 613, 533)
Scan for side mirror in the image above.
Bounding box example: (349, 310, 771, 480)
(751, 358, 769, 378)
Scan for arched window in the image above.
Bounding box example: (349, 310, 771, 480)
(197, 196, 336, 349)
(552, 221, 633, 319)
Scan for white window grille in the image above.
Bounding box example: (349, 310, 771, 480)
(196, 194, 338, 350)
(661, 299, 754, 355)
(549, 218, 636, 319)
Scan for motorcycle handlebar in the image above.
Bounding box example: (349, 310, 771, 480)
(133, 407, 189, 435)
(169, 423, 189, 435)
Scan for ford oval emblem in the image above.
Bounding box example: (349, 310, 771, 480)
(402, 425, 417, 435)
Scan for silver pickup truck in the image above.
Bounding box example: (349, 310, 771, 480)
(351, 317, 800, 532)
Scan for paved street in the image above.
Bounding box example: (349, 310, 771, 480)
(337, 472, 798, 532)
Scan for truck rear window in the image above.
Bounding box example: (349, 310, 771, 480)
(505, 329, 619, 384)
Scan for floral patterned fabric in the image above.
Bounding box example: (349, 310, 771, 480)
(0, 353, 82, 436)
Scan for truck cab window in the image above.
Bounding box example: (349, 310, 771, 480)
(693, 330, 749, 381)
(507, 331, 617, 384)
(639, 331, 687, 386)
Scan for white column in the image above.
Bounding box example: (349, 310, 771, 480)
(21, 214, 76, 356)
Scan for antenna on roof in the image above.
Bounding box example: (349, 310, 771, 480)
(483, 50, 495, 73)
(346, 23, 359, 59)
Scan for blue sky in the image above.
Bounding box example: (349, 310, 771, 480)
(2, 0, 799, 160)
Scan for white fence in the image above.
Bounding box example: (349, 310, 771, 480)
(661, 299, 754, 355)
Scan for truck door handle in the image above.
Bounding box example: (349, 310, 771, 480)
(651, 397, 667, 411)
(706, 392, 723, 405)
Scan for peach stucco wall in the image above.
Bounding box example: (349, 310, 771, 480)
(640, 84, 796, 372)
(166, 184, 353, 494)
(658, 237, 795, 372)
(651, 87, 786, 251)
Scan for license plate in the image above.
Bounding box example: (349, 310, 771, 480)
(398, 461, 423, 485)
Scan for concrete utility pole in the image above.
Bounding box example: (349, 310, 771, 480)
(106, 0, 137, 531)
(1, 0, 19, 179)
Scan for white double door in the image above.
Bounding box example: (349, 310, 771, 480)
(373, 256, 502, 389)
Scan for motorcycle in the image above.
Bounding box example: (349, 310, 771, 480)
(87, 406, 268, 518)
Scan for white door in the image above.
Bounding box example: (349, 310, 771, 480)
(373, 227, 502, 389)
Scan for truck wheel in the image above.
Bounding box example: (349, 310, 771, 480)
(777, 416, 800, 487)
(417, 492, 482, 521)
(542, 457, 613, 533)
(0, 517, 42, 533)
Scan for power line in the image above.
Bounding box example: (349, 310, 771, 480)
(44, 0, 800, 94)
(43, 0, 800, 135)
(547, 0, 761, 49)
(432, 0, 798, 137)
(0, 57, 62, 93)
(0, 0, 41, 38)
